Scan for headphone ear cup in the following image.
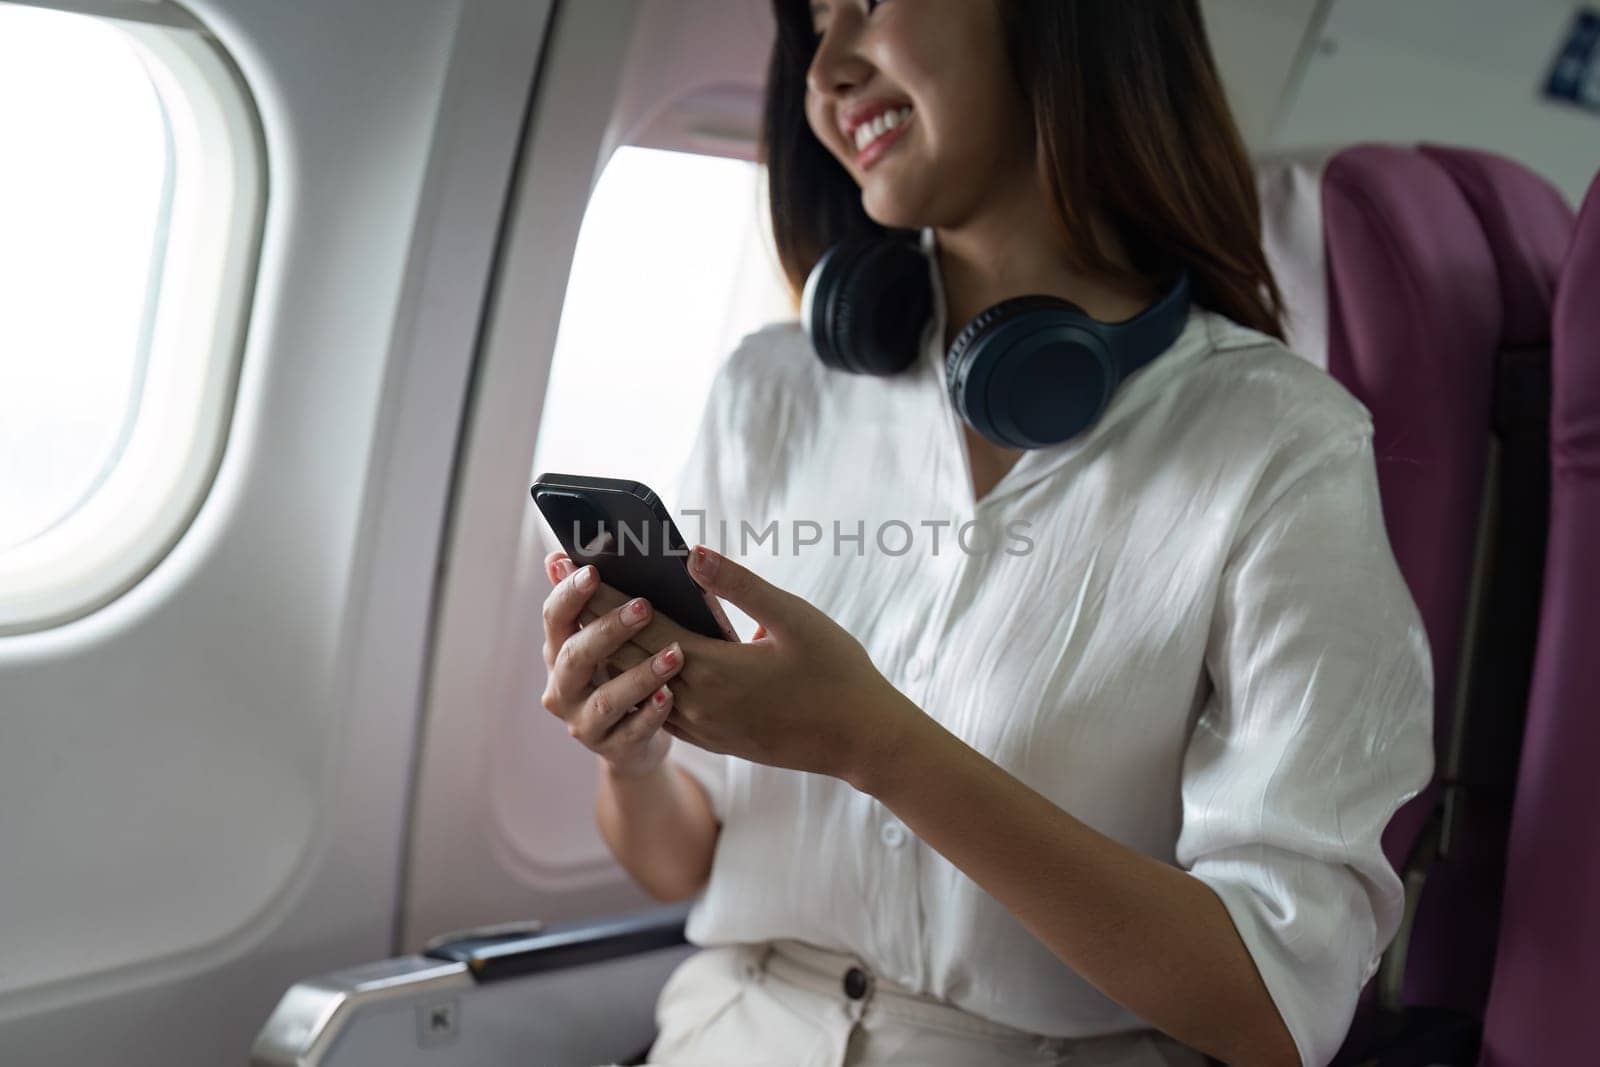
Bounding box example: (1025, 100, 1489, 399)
(946, 295, 1117, 449)
(802, 234, 931, 376)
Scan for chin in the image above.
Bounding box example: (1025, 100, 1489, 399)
(860, 185, 932, 231)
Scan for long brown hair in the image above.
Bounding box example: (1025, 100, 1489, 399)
(761, 0, 1286, 340)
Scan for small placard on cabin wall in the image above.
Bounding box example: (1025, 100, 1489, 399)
(1546, 8, 1600, 112)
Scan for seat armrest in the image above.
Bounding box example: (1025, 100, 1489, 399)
(252, 902, 694, 1067)
(423, 901, 689, 982)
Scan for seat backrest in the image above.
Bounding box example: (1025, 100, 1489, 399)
(1258, 144, 1502, 875)
(1256, 146, 1572, 1034)
(1397, 145, 1574, 1017)
(1477, 171, 1600, 1067)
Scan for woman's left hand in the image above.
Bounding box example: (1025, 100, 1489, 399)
(560, 544, 920, 785)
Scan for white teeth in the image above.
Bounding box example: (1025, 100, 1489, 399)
(853, 106, 912, 154)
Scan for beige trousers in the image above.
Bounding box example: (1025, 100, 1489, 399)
(619, 939, 1211, 1067)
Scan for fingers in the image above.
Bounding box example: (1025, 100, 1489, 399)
(542, 556, 596, 667)
(581, 581, 704, 660)
(685, 544, 796, 637)
(572, 642, 685, 750)
(593, 631, 651, 674)
(672, 646, 735, 704)
(544, 548, 570, 581)
(546, 591, 660, 711)
(704, 588, 740, 642)
(541, 550, 707, 774)
(605, 685, 678, 755)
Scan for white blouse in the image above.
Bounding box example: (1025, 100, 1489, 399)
(664, 228, 1434, 1066)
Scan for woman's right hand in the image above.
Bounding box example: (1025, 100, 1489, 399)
(540, 550, 686, 779)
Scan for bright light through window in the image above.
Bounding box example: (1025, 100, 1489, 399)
(531, 146, 795, 516)
(0, 1, 262, 636)
(0, 4, 171, 552)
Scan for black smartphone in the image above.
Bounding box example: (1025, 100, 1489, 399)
(530, 472, 736, 641)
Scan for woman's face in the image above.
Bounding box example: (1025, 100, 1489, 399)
(804, 0, 1035, 229)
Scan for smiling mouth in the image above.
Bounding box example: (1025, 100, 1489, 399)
(853, 105, 913, 168)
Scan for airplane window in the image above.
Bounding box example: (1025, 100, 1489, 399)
(0, 5, 169, 553)
(0, 1, 263, 635)
(531, 145, 794, 519)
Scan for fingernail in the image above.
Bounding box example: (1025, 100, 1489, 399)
(623, 597, 649, 624)
(652, 685, 670, 706)
(652, 643, 681, 676)
(690, 545, 718, 579)
(559, 558, 574, 578)
(576, 565, 597, 588)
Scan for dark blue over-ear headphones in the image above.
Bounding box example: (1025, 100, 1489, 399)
(801, 230, 1192, 450)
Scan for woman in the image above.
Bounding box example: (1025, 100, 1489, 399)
(540, 2, 1433, 1064)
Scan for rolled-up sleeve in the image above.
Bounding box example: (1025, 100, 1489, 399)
(1175, 428, 1435, 1066)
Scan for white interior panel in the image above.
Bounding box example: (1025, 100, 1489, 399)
(0, 0, 549, 1062)
(1273, 0, 1600, 202)
(1199, 0, 1325, 146)
(401, 0, 654, 950)
(609, 0, 774, 161)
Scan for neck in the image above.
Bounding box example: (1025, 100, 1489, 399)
(932, 177, 1156, 350)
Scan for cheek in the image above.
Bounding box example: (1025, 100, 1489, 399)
(909, 92, 987, 174)
(886, 5, 1025, 163)
(803, 97, 841, 161)
(918, 79, 1031, 187)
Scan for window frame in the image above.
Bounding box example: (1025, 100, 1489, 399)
(0, 0, 267, 636)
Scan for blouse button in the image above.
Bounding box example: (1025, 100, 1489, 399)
(880, 821, 907, 848)
(906, 656, 926, 681)
(842, 966, 871, 1000)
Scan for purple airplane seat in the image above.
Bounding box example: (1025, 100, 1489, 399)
(1258, 141, 1496, 903)
(1255, 151, 1498, 844)
(1395, 145, 1576, 1021)
(1254, 144, 1571, 1064)
(1477, 170, 1600, 1067)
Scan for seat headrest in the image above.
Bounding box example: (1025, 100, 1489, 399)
(1420, 145, 1576, 348)
(1554, 173, 1600, 466)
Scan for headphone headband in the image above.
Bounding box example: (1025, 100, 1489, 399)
(801, 231, 1193, 450)
(1104, 270, 1193, 385)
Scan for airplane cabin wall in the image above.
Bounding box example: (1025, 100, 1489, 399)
(399, 0, 658, 951)
(1200, 0, 1326, 147)
(1271, 0, 1600, 203)
(0, 0, 551, 1063)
